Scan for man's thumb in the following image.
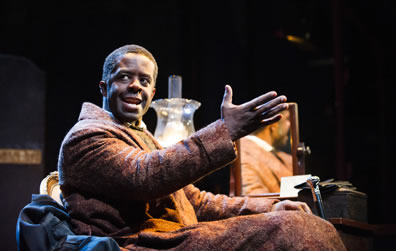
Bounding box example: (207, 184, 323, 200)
(222, 85, 233, 105)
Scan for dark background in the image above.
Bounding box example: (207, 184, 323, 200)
(1, 0, 395, 250)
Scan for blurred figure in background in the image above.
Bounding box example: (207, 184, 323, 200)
(241, 109, 293, 194)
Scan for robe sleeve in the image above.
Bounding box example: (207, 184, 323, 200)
(59, 119, 237, 201)
(183, 184, 278, 221)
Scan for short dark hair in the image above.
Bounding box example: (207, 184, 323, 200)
(102, 44, 158, 85)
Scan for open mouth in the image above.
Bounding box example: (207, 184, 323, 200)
(122, 97, 142, 105)
(121, 97, 143, 112)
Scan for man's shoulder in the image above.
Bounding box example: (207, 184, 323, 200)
(277, 151, 292, 159)
(62, 103, 125, 142)
(240, 136, 273, 152)
(78, 102, 110, 121)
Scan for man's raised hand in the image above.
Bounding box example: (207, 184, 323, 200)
(221, 85, 289, 141)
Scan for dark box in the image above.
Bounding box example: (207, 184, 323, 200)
(298, 187, 368, 223)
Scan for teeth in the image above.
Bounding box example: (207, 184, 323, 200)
(123, 98, 140, 105)
(127, 102, 139, 105)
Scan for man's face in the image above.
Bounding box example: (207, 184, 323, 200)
(273, 110, 291, 148)
(100, 53, 156, 124)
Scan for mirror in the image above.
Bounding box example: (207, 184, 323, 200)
(238, 104, 295, 196)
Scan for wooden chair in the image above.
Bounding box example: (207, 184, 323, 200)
(39, 171, 62, 205)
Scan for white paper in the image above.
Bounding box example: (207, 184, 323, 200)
(280, 174, 312, 198)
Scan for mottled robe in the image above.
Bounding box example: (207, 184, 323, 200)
(58, 102, 345, 250)
(241, 136, 293, 194)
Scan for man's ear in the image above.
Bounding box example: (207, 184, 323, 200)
(151, 87, 156, 99)
(269, 123, 277, 134)
(99, 81, 107, 97)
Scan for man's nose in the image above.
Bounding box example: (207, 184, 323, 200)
(127, 78, 142, 92)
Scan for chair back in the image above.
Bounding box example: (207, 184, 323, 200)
(39, 171, 62, 205)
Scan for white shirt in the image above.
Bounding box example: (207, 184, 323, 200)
(245, 135, 273, 152)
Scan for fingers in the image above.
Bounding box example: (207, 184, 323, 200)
(272, 200, 312, 214)
(255, 95, 287, 114)
(292, 201, 312, 214)
(222, 85, 233, 106)
(260, 114, 283, 126)
(255, 105, 288, 129)
(260, 103, 288, 119)
(248, 91, 278, 109)
(290, 201, 312, 213)
(300, 203, 312, 214)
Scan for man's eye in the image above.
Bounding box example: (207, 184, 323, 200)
(121, 75, 130, 80)
(140, 78, 150, 85)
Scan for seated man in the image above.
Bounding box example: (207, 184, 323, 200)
(58, 44, 345, 250)
(241, 109, 293, 194)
